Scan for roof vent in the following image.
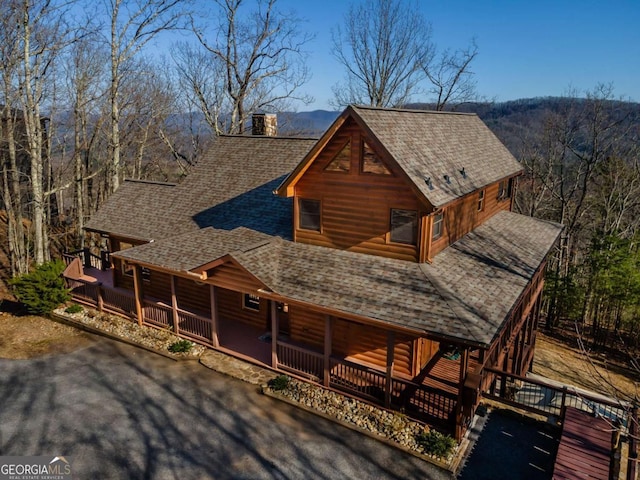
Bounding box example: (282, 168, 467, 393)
(424, 176, 433, 189)
(459, 167, 466, 178)
(444, 174, 451, 184)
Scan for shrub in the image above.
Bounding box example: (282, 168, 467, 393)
(268, 375, 290, 391)
(65, 304, 83, 314)
(9, 260, 70, 315)
(415, 429, 457, 458)
(168, 339, 193, 353)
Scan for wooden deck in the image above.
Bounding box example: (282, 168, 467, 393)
(553, 407, 612, 480)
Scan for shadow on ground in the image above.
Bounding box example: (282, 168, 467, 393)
(457, 408, 559, 480)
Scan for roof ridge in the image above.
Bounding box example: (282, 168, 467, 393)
(123, 179, 177, 187)
(351, 104, 476, 116)
(217, 134, 320, 140)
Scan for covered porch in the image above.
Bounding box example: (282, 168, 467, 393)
(63, 261, 474, 437)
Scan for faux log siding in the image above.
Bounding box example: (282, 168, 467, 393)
(142, 270, 171, 303)
(294, 122, 422, 262)
(430, 180, 513, 257)
(415, 337, 439, 372)
(216, 287, 269, 330)
(288, 306, 325, 350)
(205, 262, 265, 292)
(175, 277, 211, 316)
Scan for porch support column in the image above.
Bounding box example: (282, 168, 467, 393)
(455, 347, 470, 441)
(385, 331, 395, 408)
(132, 264, 144, 327)
(170, 275, 179, 336)
(210, 285, 219, 348)
(271, 300, 278, 369)
(323, 315, 333, 387)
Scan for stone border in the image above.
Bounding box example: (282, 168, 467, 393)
(261, 384, 456, 472)
(50, 312, 200, 362)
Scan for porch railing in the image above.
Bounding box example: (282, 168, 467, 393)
(277, 340, 456, 427)
(277, 342, 323, 380)
(143, 301, 172, 329)
(484, 367, 629, 432)
(177, 309, 213, 345)
(64, 248, 110, 271)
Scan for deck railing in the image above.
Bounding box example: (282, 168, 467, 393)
(484, 367, 629, 432)
(143, 301, 172, 329)
(392, 377, 457, 425)
(329, 358, 387, 403)
(64, 248, 109, 271)
(277, 342, 323, 380)
(177, 309, 213, 345)
(101, 288, 136, 316)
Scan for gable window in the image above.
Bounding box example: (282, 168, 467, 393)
(243, 293, 260, 311)
(361, 141, 391, 175)
(390, 209, 418, 245)
(325, 141, 351, 172)
(477, 189, 485, 211)
(498, 178, 513, 200)
(298, 198, 321, 231)
(432, 212, 444, 240)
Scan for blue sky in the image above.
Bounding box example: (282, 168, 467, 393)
(269, 0, 640, 110)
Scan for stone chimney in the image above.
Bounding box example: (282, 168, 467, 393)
(251, 113, 277, 136)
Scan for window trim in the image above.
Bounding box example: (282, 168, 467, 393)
(360, 140, 391, 175)
(432, 212, 444, 241)
(498, 178, 513, 200)
(298, 197, 322, 232)
(389, 208, 418, 245)
(477, 189, 485, 211)
(243, 293, 261, 312)
(324, 140, 351, 173)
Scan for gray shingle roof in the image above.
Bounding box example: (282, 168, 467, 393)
(350, 105, 523, 208)
(115, 210, 561, 346)
(233, 211, 560, 345)
(113, 227, 272, 272)
(84, 180, 181, 241)
(86, 135, 317, 241)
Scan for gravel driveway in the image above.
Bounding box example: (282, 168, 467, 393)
(0, 336, 452, 479)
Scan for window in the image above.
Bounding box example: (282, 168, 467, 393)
(325, 141, 351, 172)
(119, 241, 134, 276)
(361, 141, 391, 175)
(390, 209, 418, 245)
(298, 198, 321, 231)
(432, 212, 444, 240)
(498, 178, 513, 200)
(477, 189, 485, 211)
(243, 293, 260, 311)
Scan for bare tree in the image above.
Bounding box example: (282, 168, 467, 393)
(424, 39, 479, 111)
(184, 0, 313, 134)
(331, 0, 432, 108)
(104, 0, 188, 193)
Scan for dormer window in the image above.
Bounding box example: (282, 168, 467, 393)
(362, 141, 391, 175)
(325, 141, 351, 172)
(298, 198, 321, 231)
(477, 189, 485, 211)
(390, 209, 417, 245)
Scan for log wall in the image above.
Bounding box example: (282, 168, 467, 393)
(430, 181, 514, 257)
(294, 118, 424, 262)
(216, 287, 269, 330)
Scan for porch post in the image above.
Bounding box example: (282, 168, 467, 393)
(132, 265, 144, 327)
(271, 301, 278, 369)
(385, 331, 395, 408)
(323, 315, 333, 387)
(170, 275, 179, 336)
(455, 347, 470, 441)
(209, 284, 219, 347)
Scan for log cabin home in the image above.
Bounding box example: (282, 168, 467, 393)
(64, 107, 562, 440)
